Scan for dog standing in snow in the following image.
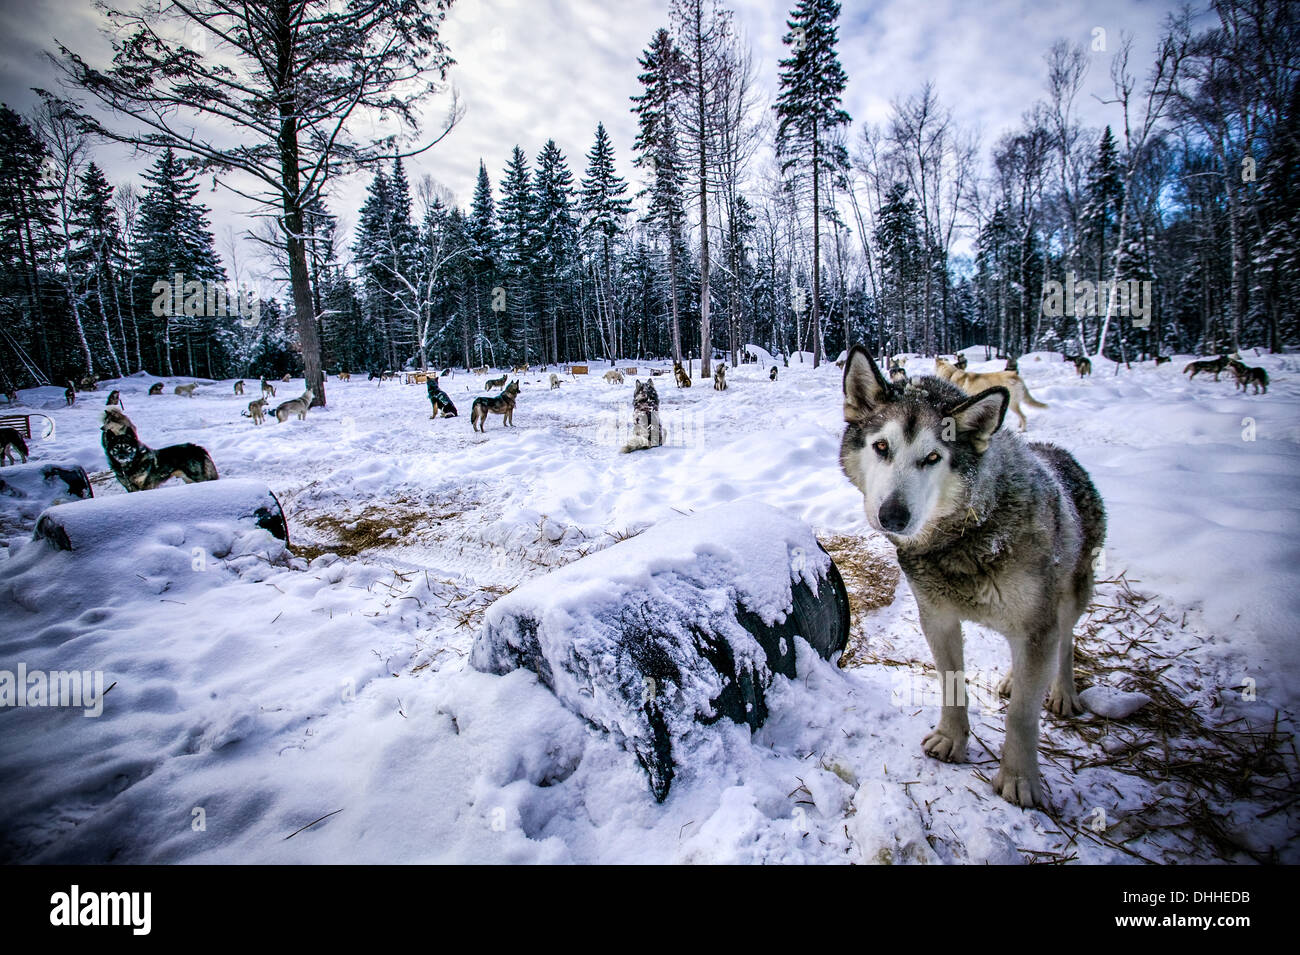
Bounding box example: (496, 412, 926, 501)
(839, 346, 1105, 807)
(621, 380, 663, 453)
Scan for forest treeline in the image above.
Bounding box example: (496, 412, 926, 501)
(0, 0, 1295, 396)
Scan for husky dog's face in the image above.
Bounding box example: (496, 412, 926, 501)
(840, 347, 1008, 542)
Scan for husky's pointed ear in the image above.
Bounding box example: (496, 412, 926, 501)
(842, 346, 891, 421)
(949, 387, 1009, 453)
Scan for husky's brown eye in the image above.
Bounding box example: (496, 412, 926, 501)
(920, 451, 941, 467)
(872, 439, 889, 457)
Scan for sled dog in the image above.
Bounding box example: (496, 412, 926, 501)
(622, 380, 663, 453)
(0, 427, 28, 465)
(427, 377, 459, 418)
(261, 378, 276, 398)
(64, 381, 76, 406)
(105, 390, 123, 408)
(234, 380, 245, 395)
(550, 373, 562, 390)
(471, 380, 520, 432)
(605, 369, 626, 385)
(713, 364, 727, 390)
(840, 347, 1105, 807)
(1184, 355, 1231, 381)
(174, 383, 197, 397)
(148, 382, 163, 396)
(485, 375, 507, 391)
(934, 357, 1048, 431)
(673, 361, 691, 388)
(243, 397, 268, 426)
(954, 353, 968, 370)
(1063, 354, 1092, 377)
(101, 407, 218, 491)
(274, 389, 314, 423)
(1229, 360, 1269, 394)
(888, 359, 907, 385)
(770, 366, 778, 381)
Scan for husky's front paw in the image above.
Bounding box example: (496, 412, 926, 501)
(1047, 682, 1082, 717)
(922, 727, 968, 763)
(992, 765, 1043, 807)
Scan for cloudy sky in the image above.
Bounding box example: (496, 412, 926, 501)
(0, 0, 1188, 276)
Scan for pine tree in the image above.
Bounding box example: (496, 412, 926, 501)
(498, 146, 537, 364)
(631, 28, 688, 362)
(532, 140, 577, 363)
(468, 160, 500, 365)
(0, 105, 56, 383)
(774, 0, 851, 368)
(135, 148, 224, 375)
(70, 162, 126, 377)
(580, 122, 632, 358)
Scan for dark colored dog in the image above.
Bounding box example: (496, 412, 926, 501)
(101, 407, 219, 492)
(105, 389, 123, 408)
(1229, 360, 1269, 395)
(1184, 355, 1230, 381)
(427, 377, 459, 418)
(64, 381, 76, 406)
(470, 380, 520, 432)
(1063, 355, 1092, 378)
(0, 427, 28, 466)
(770, 366, 778, 381)
(148, 382, 164, 396)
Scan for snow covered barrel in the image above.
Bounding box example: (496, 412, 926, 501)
(470, 502, 850, 801)
(0, 462, 92, 537)
(33, 478, 288, 553)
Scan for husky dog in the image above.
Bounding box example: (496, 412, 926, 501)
(713, 364, 727, 390)
(840, 347, 1105, 807)
(274, 389, 314, 422)
(174, 383, 197, 397)
(261, 378, 276, 398)
(471, 380, 520, 432)
(954, 353, 968, 370)
(243, 397, 268, 426)
(1004, 356, 1019, 372)
(622, 380, 664, 453)
(1154, 355, 1172, 366)
(673, 361, 691, 388)
(78, 375, 97, 392)
(888, 359, 907, 385)
(1063, 354, 1092, 378)
(1229, 360, 1269, 394)
(1184, 354, 1230, 381)
(605, 369, 626, 385)
(427, 377, 459, 418)
(485, 374, 508, 391)
(148, 382, 163, 396)
(337, 372, 351, 382)
(934, 357, 1048, 431)
(513, 364, 529, 374)
(281, 373, 292, 383)
(101, 407, 219, 491)
(0, 427, 28, 465)
(105, 390, 123, 408)
(64, 381, 76, 406)
(234, 380, 245, 395)
(550, 373, 562, 390)
(440, 367, 452, 378)
(770, 366, 778, 381)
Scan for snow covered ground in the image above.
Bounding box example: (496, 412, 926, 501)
(1, 350, 1297, 864)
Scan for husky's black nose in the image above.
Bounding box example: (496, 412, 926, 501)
(879, 495, 911, 533)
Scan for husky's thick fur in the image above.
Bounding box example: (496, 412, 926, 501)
(101, 407, 219, 491)
(0, 427, 28, 465)
(485, 374, 507, 391)
(550, 373, 562, 390)
(243, 397, 268, 425)
(840, 347, 1105, 808)
(174, 383, 197, 397)
(471, 380, 520, 432)
(105, 389, 123, 408)
(673, 361, 691, 388)
(261, 378, 276, 399)
(605, 369, 625, 385)
(1229, 359, 1269, 394)
(888, 359, 907, 385)
(274, 389, 314, 422)
(1184, 354, 1230, 380)
(954, 353, 968, 370)
(148, 382, 163, 396)
(713, 364, 726, 390)
(934, 357, 1048, 431)
(621, 380, 663, 453)
(234, 379, 246, 395)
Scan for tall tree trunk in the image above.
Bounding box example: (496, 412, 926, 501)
(811, 118, 822, 368)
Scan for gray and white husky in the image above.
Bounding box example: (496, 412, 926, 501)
(839, 346, 1106, 807)
(274, 388, 314, 423)
(621, 380, 663, 453)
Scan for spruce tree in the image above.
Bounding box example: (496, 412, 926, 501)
(580, 122, 632, 358)
(532, 140, 577, 363)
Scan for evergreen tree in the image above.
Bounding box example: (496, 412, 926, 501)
(774, 0, 851, 367)
(532, 139, 577, 363)
(580, 122, 632, 358)
(70, 162, 126, 376)
(498, 146, 537, 364)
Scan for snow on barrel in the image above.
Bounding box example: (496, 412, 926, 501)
(470, 501, 850, 801)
